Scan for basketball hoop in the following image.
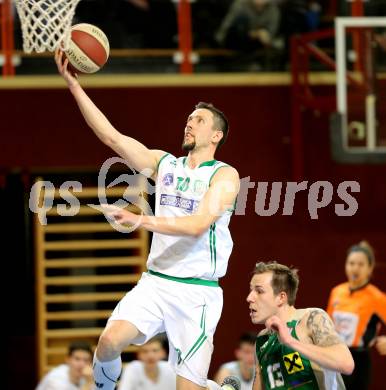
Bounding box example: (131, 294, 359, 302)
(14, 0, 81, 53)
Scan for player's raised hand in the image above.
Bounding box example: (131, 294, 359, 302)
(265, 315, 293, 346)
(54, 48, 79, 88)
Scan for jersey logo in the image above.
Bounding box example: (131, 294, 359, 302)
(176, 176, 190, 192)
(332, 311, 359, 346)
(162, 173, 174, 186)
(193, 179, 207, 195)
(160, 194, 198, 213)
(283, 352, 304, 374)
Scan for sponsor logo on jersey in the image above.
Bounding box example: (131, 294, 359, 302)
(170, 159, 177, 167)
(283, 352, 304, 374)
(162, 173, 174, 186)
(176, 176, 190, 192)
(260, 339, 269, 352)
(332, 311, 358, 346)
(193, 179, 207, 195)
(160, 194, 198, 213)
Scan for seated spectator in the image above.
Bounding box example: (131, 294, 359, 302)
(214, 332, 255, 390)
(118, 335, 176, 390)
(278, 0, 321, 63)
(191, 0, 233, 48)
(305, 1, 322, 31)
(215, 0, 281, 52)
(279, 0, 311, 38)
(35, 341, 93, 390)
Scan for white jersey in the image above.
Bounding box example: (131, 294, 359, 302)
(35, 364, 85, 390)
(118, 360, 176, 390)
(147, 154, 234, 280)
(219, 361, 254, 390)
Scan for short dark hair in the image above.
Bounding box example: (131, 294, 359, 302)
(347, 240, 375, 267)
(253, 261, 299, 306)
(146, 334, 168, 352)
(238, 332, 256, 346)
(195, 102, 229, 149)
(68, 341, 93, 357)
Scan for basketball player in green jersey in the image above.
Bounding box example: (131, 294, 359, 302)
(55, 50, 240, 390)
(247, 262, 354, 390)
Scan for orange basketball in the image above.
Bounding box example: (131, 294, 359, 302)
(65, 23, 110, 74)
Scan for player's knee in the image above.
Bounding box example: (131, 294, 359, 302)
(96, 331, 122, 360)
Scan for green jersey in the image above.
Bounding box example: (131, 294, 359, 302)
(256, 317, 345, 390)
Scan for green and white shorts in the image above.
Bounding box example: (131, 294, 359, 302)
(109, 271, 223, 387)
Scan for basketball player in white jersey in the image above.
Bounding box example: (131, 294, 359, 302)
(55, 50, 240, 390)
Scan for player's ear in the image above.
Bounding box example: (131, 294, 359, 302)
(212, 129, 223, 143)
(278, 291, 287, 305)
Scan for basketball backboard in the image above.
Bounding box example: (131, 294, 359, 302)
(331, 17, 386, 163)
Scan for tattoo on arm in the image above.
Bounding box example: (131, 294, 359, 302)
(306, 309, 342, 347)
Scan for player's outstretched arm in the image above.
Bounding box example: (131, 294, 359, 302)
(54, 49, 164, 175)
(265, 310, 354, 375)
(103, 165, 240, 236)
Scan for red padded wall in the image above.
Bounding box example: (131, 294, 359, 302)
(1, 85, 385, 389)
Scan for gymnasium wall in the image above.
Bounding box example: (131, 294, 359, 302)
(2, 83, 385, 389)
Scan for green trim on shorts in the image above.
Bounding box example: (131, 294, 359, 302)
(148, 270, 219, 287)
(209, 223, 217, 275)
(183, 305, 207, 363)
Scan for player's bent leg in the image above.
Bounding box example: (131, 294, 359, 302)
(167, 284, 223, 390)
(94, 319, 143, 390)
(96, 319, 141, 360)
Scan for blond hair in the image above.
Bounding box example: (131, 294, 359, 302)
(253, 261, 299, 305)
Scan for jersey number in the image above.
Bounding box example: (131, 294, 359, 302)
(267, 363, 284, 389)
(176, 177, 190, 192)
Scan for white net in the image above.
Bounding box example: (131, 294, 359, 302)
(14, 0, 81, 53)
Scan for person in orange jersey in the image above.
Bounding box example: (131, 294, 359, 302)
(327, 241, 386, 390)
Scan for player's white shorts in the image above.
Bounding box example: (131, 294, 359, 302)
(109, 271, 223, 387)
